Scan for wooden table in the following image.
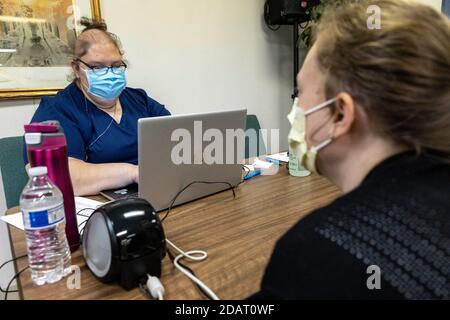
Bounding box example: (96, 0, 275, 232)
(7, 167, 341, 300)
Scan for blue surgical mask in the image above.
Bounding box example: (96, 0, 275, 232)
(83, 68, 127, 100)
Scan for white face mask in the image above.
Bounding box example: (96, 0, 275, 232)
(287, 97, 337, 174)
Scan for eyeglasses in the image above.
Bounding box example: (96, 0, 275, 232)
(76, 58, 127, 76)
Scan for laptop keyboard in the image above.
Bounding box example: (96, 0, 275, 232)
(114, 190, 139, 200)
(127, 192, 139, 198)
(101, 184, 139, 201)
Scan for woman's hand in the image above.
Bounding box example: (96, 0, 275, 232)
(69, 158, 139, 196)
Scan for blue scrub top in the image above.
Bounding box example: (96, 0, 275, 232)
(24, 82, 170, 165)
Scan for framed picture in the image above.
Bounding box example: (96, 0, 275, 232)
(0, 0, 102, 100)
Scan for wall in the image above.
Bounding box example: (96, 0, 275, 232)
(0, 100, 39, 138)
(102, 0, 293, 153)
(415, 0, 442, 10)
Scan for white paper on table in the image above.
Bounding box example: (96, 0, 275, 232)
(253, 159, 274, 170)
(265, 152, 289, 163)
(243, 164, 255, 172)
(243, 158, 278, 177)
(1, 197, 104, 233)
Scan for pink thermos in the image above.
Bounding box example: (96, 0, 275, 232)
(24, 121, 80, 251)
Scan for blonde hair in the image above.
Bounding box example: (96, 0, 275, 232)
(314, 0, 450, 159)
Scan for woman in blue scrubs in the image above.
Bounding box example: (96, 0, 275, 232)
(26, 20, 170, 196)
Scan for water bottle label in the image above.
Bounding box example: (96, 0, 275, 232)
(22, 203, 65, 230)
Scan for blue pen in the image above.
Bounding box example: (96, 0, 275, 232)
(264, 157, 280, 165)
(244, 169, 262, 180)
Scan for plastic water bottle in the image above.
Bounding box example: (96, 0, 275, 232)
(288, 147, 311, 177)
(20, 167, 72, 286)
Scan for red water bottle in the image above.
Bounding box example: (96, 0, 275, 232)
(24, 121, 80, 251)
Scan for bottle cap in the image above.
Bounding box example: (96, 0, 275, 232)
(24, 122, 59, 133)
(28, 166, 48, 177)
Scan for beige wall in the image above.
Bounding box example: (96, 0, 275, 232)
(102, 0, 293, 152)
(0, 100, 39, 137)
(413, 0, 442, 10)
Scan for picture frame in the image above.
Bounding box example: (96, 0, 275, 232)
(0, 0, 102, 100)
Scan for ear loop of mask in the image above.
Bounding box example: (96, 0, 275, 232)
(304, 98, 338, 147)
(76, 62, 89, 96)
(84, 96, 115, 161)
(311, 137, 333, 153)
(303, 98, 338, 117)
(81, 67, 92, 94)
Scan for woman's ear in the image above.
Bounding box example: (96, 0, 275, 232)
(71, 61, 80, 79)
(332, 92, 356, 138)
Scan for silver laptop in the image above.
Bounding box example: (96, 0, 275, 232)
(102, 109, 247, 211)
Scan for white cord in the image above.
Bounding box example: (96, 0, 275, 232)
(87, 118, 114, 150)
(166, 239, 220, 300)
(85, 97, 117, 151)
